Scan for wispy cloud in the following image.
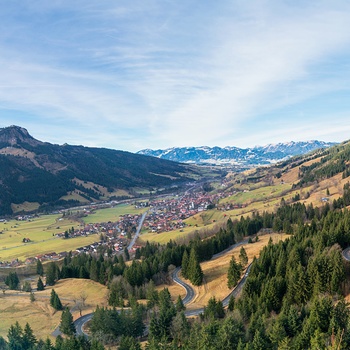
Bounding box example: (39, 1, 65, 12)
(0, 1, 350, 151)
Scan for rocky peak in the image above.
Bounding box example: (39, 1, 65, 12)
(0, 125, 43, 147)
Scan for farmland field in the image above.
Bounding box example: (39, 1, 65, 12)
(82, 204, 147, 224)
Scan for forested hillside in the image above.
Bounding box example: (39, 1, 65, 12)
(0, 126, 206, 215)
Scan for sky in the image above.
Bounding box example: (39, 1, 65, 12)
(1, 1, 350, 152)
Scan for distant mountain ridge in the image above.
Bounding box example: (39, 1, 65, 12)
(0, 126, 202, 215)
(138, 141, 337, 166)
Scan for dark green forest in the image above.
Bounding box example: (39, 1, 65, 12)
(0, 126, 209, 215)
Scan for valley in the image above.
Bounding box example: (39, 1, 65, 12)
(2, 135, 350, 349)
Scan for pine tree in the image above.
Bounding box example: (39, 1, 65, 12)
(7, 321, 23, 350)
(175, 295, 185, 312)
(188, 248, 203, 286)
(37, 277, 45, 291)
(23, 322, 37, 349)
(46, 262, 58, 286)
(227, 256, 242, 288)
(50, 289, 63, 310)
(60, 307, 76, 336)
(228, 294, 235, 311)
(5, 271, 20, 290)
(181, 250, 189, 279)
(36, 259, 44, 276)
(239, 246, 248, 266)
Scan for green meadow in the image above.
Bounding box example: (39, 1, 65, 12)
(82, 204, 148, 224)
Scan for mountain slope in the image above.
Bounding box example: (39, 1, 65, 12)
(138, 141, 337, 166)
(0, 126, 203, 215)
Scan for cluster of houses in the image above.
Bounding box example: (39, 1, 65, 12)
(142, 190, 235, 233)
(0, 213, 142, 268)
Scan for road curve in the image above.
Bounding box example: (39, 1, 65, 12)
(72, 239, 254, 336)
(74, 313, 94, 336)
(172, 267, 195, 305)
(342, 247, 350, 261)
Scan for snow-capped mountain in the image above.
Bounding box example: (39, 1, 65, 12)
(137, 141, 337, 167)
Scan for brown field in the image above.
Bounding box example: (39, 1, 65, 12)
(0, 278, 108, 340)
(11, 202, 40, 214)
(184, 233, 289, 311)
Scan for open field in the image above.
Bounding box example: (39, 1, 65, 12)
(11, 202, 40, 214)
(0, 278, 108, 340)
(185, 233, 290, 311)
(0, 234, 100, 262)
(0, 215, 90, 261)
(82, 204, 147, 224)
(0, 203, 147, 261)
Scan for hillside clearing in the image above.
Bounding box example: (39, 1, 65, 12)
(185, 233, 289, 311)
(0, 278, 108, 340)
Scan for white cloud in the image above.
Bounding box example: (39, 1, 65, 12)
(1, 1, 350, 151)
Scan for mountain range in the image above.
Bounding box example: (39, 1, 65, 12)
(138, 141, 337, 167)
(0, 126, 202, 215)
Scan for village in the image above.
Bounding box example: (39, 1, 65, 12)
(0, 184, 247, 268)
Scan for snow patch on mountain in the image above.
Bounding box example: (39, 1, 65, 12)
(137, 141, 337, 167)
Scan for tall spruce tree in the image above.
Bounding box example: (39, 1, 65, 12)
(239, 246, 248, 266)
(188, 248, 203, 286)
(227, 256, 242, 288)
(46, 262, 59, 286)
(36, 259, 44, 276)
(60, 307, 76, 336)
(50, 289, 63, 310)
(181, 250, 189, 279)
(37, 277, 45, 291)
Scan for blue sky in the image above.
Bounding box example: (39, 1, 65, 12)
(1, 1, 350, 152)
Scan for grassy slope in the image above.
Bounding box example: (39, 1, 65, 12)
(185, 233, 289, 311)
(0, 278, 108, 340)
(82, 204, 147, 224)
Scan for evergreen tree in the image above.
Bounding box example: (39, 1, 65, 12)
(239, 246, 248, 266)
(181, 250, 189, 279)
(60, 307, 76, 336)
(46, 262, 59, 286)
(7, 321, 23, 350)
(228, 294, 235, 312)
(175, 295, 185, 312)
(36, 259, 44, 276)
(188, 248, 203, 286)
(23, 322, 37, 349)
(50, 289, 63, 310)
(37, 277, 45, 291)
(5, 271, 20, 290)
(124, 247, 130, 261)
(227, 256, 242, 288)
(119, 335, 142, 350)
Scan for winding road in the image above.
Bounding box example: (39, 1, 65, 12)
(70, 239, 254, 337)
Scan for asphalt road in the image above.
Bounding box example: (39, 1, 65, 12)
(74, 313, 94, 336)
(172, 267, 195, 305)
(71, 239, 254, 336)
(127, 211, 148, 251)
(342, 247, 350, 261)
